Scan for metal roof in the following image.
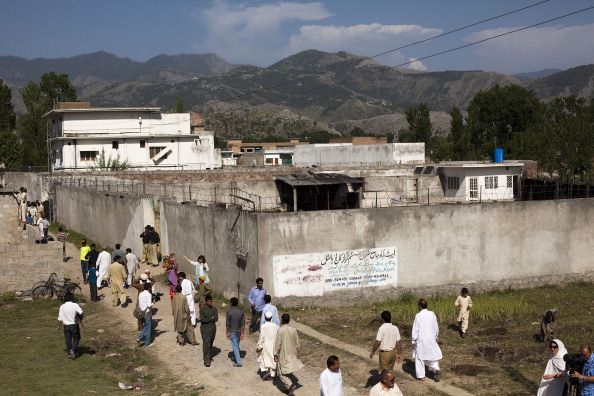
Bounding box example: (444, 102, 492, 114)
(275, 172, 363, 187)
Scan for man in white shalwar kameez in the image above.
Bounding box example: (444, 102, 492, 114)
(179, 272, 197, 326)
(96, 249, 111, 288)
(257, 311, 279, 380)
(412, 298, 443, 381)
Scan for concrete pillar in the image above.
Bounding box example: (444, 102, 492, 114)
(293, 187, 297, 212)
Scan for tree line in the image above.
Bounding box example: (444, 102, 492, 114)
(400, 85, 594, 184)
(0, 72, 77, 170)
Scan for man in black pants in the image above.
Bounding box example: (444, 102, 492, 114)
(58, 293, 84, 359)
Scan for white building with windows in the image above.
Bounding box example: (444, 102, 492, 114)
(44, 103, 221, 172)
(437, 162, 524, 202)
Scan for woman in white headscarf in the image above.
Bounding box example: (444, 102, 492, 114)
(537, 339, 567, 396)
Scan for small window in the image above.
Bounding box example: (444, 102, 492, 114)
(140, 140, 145, 148)
(112, 141, 119, 149)
(447, 176, 460, 190)
(265, 158, 274, 164)
(149, 146, 167, 158)
(80, 151, 98, 162)
(507, 176, 513, 188)
(485, 176, 498, 189)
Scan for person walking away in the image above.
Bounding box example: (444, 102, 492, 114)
(87, 260, 99, 302)
(257, 311, 279, 380)
(455, 287, 473, 338)
(58, 293, 83, 360)
(171, 285, 197, 346)
(96, 248, 111, 289)
(37, 215, 49, 242)
(184, 255, 210, 284)
(79, 240, 91, 283)
(320, 355, 344, 396)
(260, 294, 280, 327)
(570, 344, 594, 395)
(140, 225, 151, 264)
(370, 311, 402, 371)
(274, 313, 304, 395)
(125, 248, 139, 286)
(369, 369, 404, 396)
(106, 257, 127, 307)
(163, 254, 178, 301)
(248, 278, 266, 334)
(412, 299, 442, 381)
(195, 276, 210, 309)
(226, 297, 245, 367)
(111, 243, 127, 265)
(137, 282, 153, 347)
(199, 295, 218, 367)
(57, 228, 68, 262)
(132, 274, 152, 330)
(178, 272, 197, 326)
(537, 339, 567, 396)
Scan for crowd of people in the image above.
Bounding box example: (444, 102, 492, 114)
(47, 217, 594, 396)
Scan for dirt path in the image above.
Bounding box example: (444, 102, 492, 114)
(60, 240, 319, 396)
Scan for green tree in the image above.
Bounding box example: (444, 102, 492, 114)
(17, 73, 77, 167)
(173, 96, 185, 113)
(0, 130, 23, 169)
(0, 79, 16, 132)
(449, 106, 472, 160)
(466, 84, 541, 158)
(405, 103, 432, 143)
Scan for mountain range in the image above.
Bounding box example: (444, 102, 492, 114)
(2, 50, 593, 137)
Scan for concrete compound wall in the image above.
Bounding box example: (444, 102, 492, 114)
(294, 143, 425, 167)
(256, 198, 594, 304)
(53, 185, 594, 305)
(55, 186, 155, 254)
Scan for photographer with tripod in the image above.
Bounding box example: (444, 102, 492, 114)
(570, 344, 594, 396)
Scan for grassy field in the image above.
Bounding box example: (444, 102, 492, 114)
(48, 222, 106, 252)
(0, 294, 195, 396)
(284, 282, 594, 395)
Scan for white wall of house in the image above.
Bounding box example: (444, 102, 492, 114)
(50, 111, 189, 137)
(294, 143, 425, 167)
(439, 165, 522, 202)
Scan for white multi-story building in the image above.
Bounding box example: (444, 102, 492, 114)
(44, 103, 221, 172)
(437, 162, 524, 202)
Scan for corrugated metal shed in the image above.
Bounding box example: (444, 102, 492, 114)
(275, 172, 363, 187)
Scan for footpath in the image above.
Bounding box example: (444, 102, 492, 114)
(59, 239, 474, 396)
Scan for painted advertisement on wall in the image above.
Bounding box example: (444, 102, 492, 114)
(273, 247, 397, 297)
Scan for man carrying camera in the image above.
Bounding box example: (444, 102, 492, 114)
(571, 344, 594, 395)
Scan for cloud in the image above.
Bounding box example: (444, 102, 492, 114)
(465, 23, 594, 73)
(287, 23, 442, 67)
(198, 1, 332, 65)
(405, 58, 428, 72)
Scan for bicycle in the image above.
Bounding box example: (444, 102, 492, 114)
(32, 272, 84, 302)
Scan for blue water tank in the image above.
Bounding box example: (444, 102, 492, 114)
(493, 147, 505, 163)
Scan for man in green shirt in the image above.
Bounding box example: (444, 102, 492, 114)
(199, 295, 218, 367)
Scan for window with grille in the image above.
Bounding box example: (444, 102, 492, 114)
(447, 176, 460, 190)
(485, 176, 498, 189)
(507, 176, 513, 188)
(469, 178, 478, 199)
(149, 146, 167, 158)
(80, 151, 98, 162)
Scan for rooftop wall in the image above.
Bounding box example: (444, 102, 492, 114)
(293, 143, 425, 167)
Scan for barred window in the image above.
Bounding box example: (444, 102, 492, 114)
(80, 151, 98, 162)
(447, 176, 460, 190)
(485, 176, 498, 189)
(507, 176, 513, 188)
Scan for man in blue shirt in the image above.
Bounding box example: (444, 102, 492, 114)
(571, 344, 594, 396)
(247, 278, 266, 334)
(260, 294, 280, 327)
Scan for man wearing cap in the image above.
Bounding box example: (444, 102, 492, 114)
(140, 225, 151, 264)
(200, 295, 218, 367)
(258, 310, 279, 380)
(260, 294, 280, 327)
(226, 297, 245, 367)
(248, 278, 266, 334)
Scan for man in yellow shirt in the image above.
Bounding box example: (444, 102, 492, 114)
(80, 240, 91, 284)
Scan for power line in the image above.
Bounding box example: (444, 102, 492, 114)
(201, 0, 553, 110)
(217, 5, 594, 114)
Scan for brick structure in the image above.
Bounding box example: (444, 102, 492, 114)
(0, 196, 62, 293)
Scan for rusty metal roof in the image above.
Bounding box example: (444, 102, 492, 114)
(274, 172, 363, 187)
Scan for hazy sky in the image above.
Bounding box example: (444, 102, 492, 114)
(2, 0, 594, 73)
